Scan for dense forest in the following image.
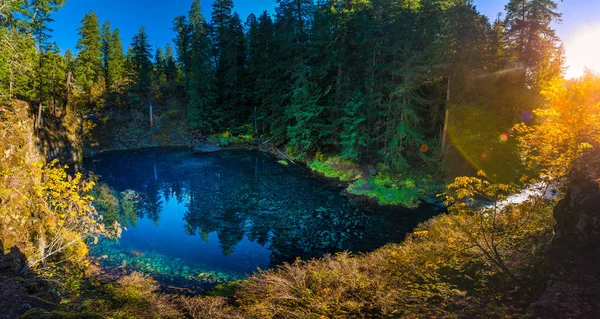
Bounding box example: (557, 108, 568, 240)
(1, 0, 564, 172)
(1, 0, 600, 318)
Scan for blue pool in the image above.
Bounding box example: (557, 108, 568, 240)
(84, 148, 438, 289)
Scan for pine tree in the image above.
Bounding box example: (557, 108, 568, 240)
(246, 11, 275, 135)
(285, 83, 325, 158)
(273, 0, 314, 82)
(230, 12, 249, 126)
(108, 28, 125, 93)
(211, 0, 235, 65)
(340, 91, 369, 161)
(504, 0, 562, 88)
(187, 0, 217, 133)
(100, 21, 112, 92)
(130, 26, 153, 97)
(173, 15, 191, 82)
(154, 47, 167, 86)
(100, 21, 125, 96)
(438, 1, 491, 151)
(75, 10, 102, 109)
(27, 0, 66, 127)
(0, 28, 37, 100)
(49, 42, 67, 115)
(211, 0, 248, 128)
(330, 0, 371, 118)
(268, 0, 314, 141)
(63, 48, 75, 112)
(164, 43, 178, 89)
(123, 46, 136, 91)
(379, 84, 429, 171)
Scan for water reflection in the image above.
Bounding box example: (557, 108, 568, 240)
(84, 149, 438, 288)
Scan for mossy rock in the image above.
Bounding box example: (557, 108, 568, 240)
(19, 308, 105, 319)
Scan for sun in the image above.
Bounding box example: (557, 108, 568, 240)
(565, 23, 600, 79)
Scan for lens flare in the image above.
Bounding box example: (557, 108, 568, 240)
(520, 110, 534, 123)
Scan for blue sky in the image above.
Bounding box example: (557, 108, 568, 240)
(47, 0, 600, 77)
(48, 0, 277, 51)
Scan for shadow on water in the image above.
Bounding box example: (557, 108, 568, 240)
(83, 148, 441, 289)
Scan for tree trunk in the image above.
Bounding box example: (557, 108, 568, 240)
(254, 105, 258, 135)
(441, 77, 451, 152)
(36, 102, 43, 131)
(334, 27, 347, 123)
(80, 114, 84, 142)
(9, 68, 13, 99)
(52, 83, 56, 117)
(64, 71, 72, 116)
(38, 49, 43, 124)
(149, 98, 154, 129)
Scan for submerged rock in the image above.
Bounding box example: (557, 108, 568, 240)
(192, 143, 222, 153)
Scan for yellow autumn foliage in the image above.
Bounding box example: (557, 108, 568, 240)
(514, 71, 600, 185)
(0, 101, 118, 288)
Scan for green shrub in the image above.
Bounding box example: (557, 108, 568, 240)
(207, 130, 254, 147)
(308, 157, 362, 182)
(348, 178, 420, 207)
(306, 155, 437, 207)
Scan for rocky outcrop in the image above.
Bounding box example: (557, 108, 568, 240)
(529, 149, 600, 318)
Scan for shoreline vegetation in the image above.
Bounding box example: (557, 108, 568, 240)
(83, 128, 444, 209)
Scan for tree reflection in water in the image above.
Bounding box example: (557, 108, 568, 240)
(85, 149, 439, 286)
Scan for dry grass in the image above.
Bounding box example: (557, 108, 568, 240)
(229, 199, 554, 318)
(178, 295, 240, 319)
(236, 253, 388, 318)
(84, 272, 181, 318)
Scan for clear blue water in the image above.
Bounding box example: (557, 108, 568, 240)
(84, 148, 439, 289)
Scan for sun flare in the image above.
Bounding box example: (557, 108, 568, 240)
(565, 23, 600, 79)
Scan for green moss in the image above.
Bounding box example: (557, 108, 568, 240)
(277, 160, 289, 166)
(348, 178, 420, 207)
(306, 155, 441, 208)
(308, 157, 362, 182)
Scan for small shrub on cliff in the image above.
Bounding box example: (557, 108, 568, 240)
(0, 102, 118, 293)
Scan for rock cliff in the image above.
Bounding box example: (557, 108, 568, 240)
(529, 149, 600, 318)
